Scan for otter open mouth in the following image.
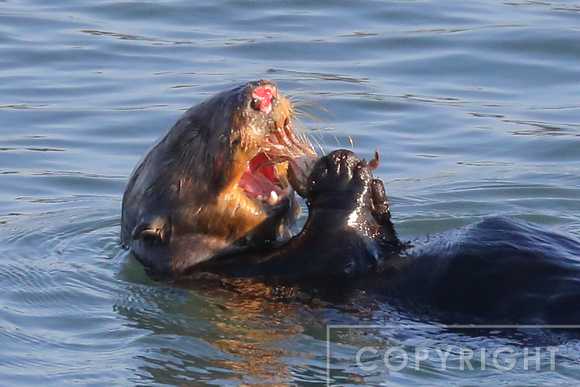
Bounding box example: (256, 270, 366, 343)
(239, 123, 316, 206)
(239, 152, 286, 205)
(236, 84, 317, 208)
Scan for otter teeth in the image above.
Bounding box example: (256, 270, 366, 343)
(267, 190, 279, 205)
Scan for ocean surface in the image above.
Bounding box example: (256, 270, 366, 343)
(1, 0, 580, 385)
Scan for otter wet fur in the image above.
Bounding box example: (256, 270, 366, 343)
(122, 80, 580, 325)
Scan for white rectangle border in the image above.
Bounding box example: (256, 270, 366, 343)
(325, 324, 580, 386)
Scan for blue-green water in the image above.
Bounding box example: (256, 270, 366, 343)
(1, 0, 580, 385)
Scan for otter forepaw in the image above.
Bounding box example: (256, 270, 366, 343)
(306, 149, 373, 208)
(370, 178, 400, 243)
(370, 178, 392, 225)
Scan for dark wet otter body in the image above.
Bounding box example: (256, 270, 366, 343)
(122, 81, 580, 325)
(367, 217, 580, 324)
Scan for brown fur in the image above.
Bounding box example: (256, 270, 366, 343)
(121, 80, 316, 274)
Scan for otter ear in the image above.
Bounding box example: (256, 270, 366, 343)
(131, 217, 171, 244)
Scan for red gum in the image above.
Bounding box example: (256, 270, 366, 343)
(249, 153, 281, 190)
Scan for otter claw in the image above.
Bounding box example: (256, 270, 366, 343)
(368, 150, 380, 171)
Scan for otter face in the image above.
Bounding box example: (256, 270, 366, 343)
(229, 81, 315, 213)
(121, 80, 317, 272)
(209, 80, 317, 242)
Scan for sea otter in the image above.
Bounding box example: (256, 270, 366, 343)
(122, 80, 580, 324)
(121, 80, 397, 282)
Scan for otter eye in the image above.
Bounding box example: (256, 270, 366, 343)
(250, 98, 261, 111)
(231, 137, 241, 147)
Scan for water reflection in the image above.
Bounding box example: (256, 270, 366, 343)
(116, 272, 330, 385)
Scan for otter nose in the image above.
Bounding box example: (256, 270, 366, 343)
(251, 85, 275, 114)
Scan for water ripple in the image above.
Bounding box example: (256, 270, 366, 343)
(2, 0, 580, 385)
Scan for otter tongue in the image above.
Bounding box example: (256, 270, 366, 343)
(239, 163, 284, 202)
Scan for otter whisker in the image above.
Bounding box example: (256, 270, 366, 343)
(284, 122, 316, 157)
(274, 121, 293, 148)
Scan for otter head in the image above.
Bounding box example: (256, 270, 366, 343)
(121, 80, 317, 273)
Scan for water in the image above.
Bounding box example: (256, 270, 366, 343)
(1, 0, 580, 385)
